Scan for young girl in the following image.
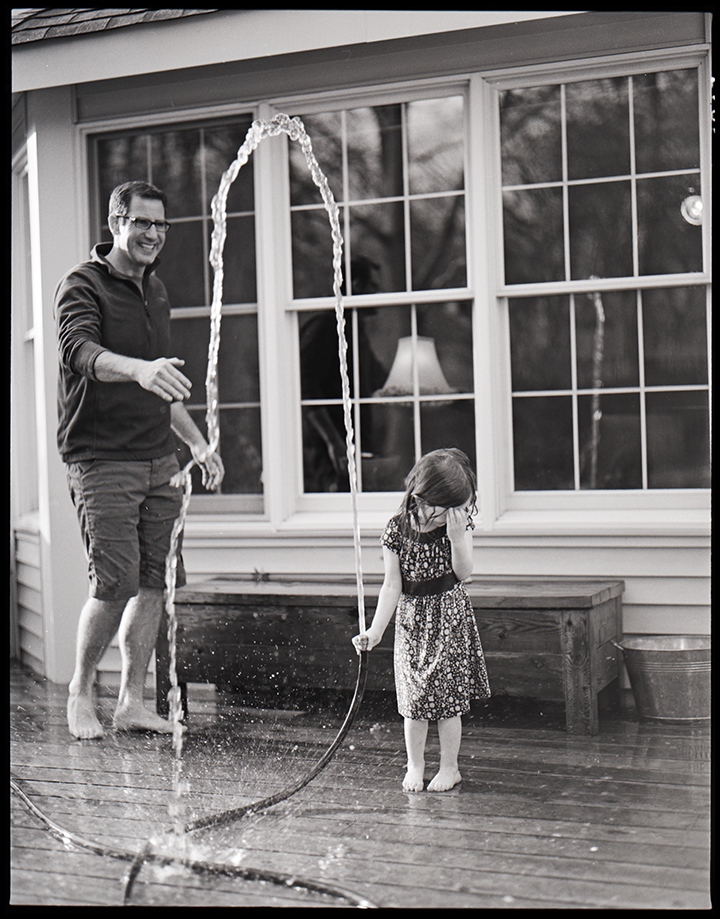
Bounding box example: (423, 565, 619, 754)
(353, 448, 490, 792)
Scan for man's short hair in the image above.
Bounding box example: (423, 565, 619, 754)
(108, 181, 167, 218)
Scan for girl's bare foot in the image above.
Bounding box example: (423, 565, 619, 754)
(427, 767, 461, 792)
(402, 763, 425, 792)
(67, 693, 104, 739)
(113, 702, 176, 734)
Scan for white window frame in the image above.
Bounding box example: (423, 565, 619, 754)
(477, 49, 711, 533)
(75, 46, 711, 539)
(262, 81, 478, 525)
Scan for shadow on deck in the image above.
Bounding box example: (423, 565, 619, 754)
(10, 661, 711, 909)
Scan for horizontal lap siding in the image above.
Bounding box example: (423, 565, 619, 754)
(179, 538, 710, 639)
(13, 530, 44, 674)
(87, 535, 709, 688)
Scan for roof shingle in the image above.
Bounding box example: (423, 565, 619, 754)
(11, 9, 221, 45)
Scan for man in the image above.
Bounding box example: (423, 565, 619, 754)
(55, 180, 224, 739)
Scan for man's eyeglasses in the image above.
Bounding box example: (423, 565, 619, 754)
(114, 214, 171, 233)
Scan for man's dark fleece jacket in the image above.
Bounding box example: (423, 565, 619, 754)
(54, 243, 177, 463)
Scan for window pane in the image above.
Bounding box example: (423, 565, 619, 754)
(509, 297, 571, 391)
(290, 111, 343, 206)
(578, 392, 642, 489)
(223, 215, 257, 304)
(407, 96, 464, 194)
(642, 287, 708, 386)
(292, 208, 337, 298)
(204, 121, 255, 214)
(566, 77, 630, 180)
(299, 307, 396, 403)
(176, 407, 263, 496)
(302, 403, 351, 492)
(356, 306, 411, 397)
(503, 187, 564, 284)
(569, 181, 633, 279)
(94, 117, 261, 500)
(347, 104, 403, 201)
(416, 301, 473, 393)
(217, 407, 264, 494)
(171, 315, 261, 448)
(646, 391, 710, 488)
(159, 220, 206, 308)
(410, 197, 466, 290)
(500, 85, 562, 185)
(637, 175, 703, 276)
(421, 400, 476, 463)
(575, 289, 639, 389)
(360, 410, 408, 492)
(360, 402, 414, 492)
(350, 201, 406, 293)
(96, 135, 148, 217)
(512, 396, 574, 490)
(150, 129, 204, 217)
(634, 70, 700, 173)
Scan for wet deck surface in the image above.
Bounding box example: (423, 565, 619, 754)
(10, 661, 711, 909)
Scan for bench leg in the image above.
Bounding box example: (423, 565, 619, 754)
(561, 610, 598, 735)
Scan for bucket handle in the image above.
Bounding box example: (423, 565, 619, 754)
(611, 640, 625, 651)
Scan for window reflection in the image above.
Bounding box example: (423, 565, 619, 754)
(642, 287, 707, 386)
(500, 86, 562, 185)
(634, 70, 700, 173)
(577, 393, 642, 490)
(501, 69, 704, 285)
(407, 96, 465, 194)
(299, 301, 473, 493)
(290, 95, 466, 299)
(503, 188, 564, 284)
(94, 116, 262, 498)
(566, 77, 630, 181)
(510, 297, 571, 391)
(569, 181, 633, 279)
(575, 290, 638, 389)
(646, 391, 710, 488)
(513, 396, 574, 491)
(637, 175, 703, 276)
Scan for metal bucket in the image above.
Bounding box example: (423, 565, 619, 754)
(614, 636, 711, 723)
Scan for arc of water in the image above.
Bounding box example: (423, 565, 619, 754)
(204, 113, 365, 629)
(162, 113, 367, 835)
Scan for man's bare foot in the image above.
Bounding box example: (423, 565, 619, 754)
(402, 763, 425, 792)
(113, 703, 176, 734)
(67, 693, 104, 740)
(427, 767, 461, 792)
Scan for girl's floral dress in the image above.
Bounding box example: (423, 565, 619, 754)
(382, 515, 490, 720)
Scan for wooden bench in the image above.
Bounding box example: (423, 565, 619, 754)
(156, 576, 624, 735)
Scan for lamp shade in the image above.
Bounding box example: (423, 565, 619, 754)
(374, 336, 455, 397)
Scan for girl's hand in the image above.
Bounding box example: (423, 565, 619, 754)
(352, 630, 381, 653)
(446, 505, 469, 541)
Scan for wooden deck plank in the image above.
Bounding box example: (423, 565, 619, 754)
(10, 663, 710, 909)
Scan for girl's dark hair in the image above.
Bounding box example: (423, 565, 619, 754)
(396, 448, 478, 535)
(108, 180, 167, 218)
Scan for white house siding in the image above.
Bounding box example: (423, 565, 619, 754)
(13, 525, 45, 675)
(177, 530, 711, 639)
(11, 10, 711, 687)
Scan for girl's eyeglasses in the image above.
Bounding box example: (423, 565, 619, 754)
(114, 214, 171, 233)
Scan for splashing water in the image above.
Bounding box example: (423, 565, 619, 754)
(163, 113, 366, 836)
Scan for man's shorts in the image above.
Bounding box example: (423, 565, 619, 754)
(66, 453, 187, 602)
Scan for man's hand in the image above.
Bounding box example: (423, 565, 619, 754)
(136, 357, 192, 402)
(190, 444, 225, 492)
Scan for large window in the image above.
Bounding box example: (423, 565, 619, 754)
(89, 56, 709, 519)
(92, 117, 263, 504)
(498, 65, 710, 492)
(288, 93, 475, 493)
